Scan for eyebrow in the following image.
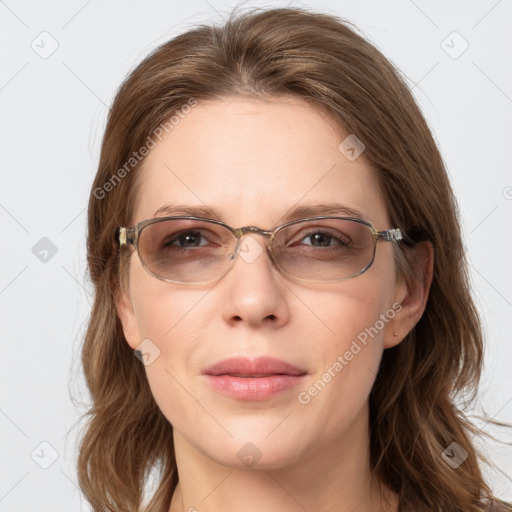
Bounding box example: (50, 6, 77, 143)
(152, 202, 366, 225)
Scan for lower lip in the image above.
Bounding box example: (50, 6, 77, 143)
(205, 374, 306, 400)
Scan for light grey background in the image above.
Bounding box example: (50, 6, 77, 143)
(1, 0, 511, 510)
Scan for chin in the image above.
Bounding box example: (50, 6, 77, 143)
(207, 436, 305, 471)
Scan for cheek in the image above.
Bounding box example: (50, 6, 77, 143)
(129, 257, 209, 343)
(130, 279, 211, 425)
(128, 263, 200, 371)
(304, 268, 394, 353)
(320, 292, 387, 375)
(294, 277, 394, 422)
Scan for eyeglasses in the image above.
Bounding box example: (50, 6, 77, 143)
(117, 216, 403, 284)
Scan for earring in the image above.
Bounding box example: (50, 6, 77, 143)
(393, 331, 398, 337)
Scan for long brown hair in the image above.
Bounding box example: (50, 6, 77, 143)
(77, 6, 512, 512)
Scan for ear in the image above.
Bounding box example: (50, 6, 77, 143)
(384, 241, 434, 349)
(115, 286, 142, 350)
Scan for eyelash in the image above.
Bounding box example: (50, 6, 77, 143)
(163, 229, 350, 250)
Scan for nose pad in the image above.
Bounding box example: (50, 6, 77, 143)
(266, 245, 278, 266)
(228, 237, 241, 261)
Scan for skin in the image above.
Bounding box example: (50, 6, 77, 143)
(116, 96, 433, 512)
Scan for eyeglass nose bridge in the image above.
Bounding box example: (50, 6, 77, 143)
(229, 225, 277, 263)
(233, 226, 274, 238)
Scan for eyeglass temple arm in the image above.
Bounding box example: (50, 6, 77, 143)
(117, 227, 137, 246)
(375, 228, 403, 241)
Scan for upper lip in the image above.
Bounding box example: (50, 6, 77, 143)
(203, 356, 307, 377)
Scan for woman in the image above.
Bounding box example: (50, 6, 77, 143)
(78, 6, 511, 512)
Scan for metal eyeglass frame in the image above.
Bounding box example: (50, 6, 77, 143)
(117, 215, 404, 284)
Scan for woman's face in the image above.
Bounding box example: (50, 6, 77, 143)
(117, 96, 410, 471)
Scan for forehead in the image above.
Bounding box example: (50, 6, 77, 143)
(132, 96, 389, 229)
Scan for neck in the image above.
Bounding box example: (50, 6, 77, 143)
(168, 402, 398, 512)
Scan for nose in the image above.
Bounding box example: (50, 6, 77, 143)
(221, 233, 290, 328)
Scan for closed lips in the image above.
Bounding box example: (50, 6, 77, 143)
(203, 356, 307, 401)
(204, 356, 307, 377)
(226, 373, 283, 377)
